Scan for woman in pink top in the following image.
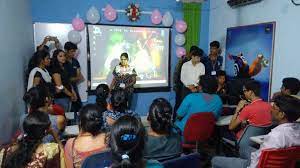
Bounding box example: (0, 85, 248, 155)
(64, 104, 107, 168)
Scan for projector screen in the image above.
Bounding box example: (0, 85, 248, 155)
(88, 25, 170, 91)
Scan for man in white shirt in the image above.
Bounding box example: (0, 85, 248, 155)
(180, 48, 205, 99)
(211, 95, 300, 168)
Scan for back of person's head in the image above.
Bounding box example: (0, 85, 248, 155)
(79, 104, 104, 136)
(189, 45, 200, 53)
(272, 95, 300, 122)
(199, 76, 218, 94)
(243, 80, 261, 97)
(190, 48, 204, 58)
(111, 89, 128, 113)
(216, 70, 226, 77)
(210, 41, 220, 48)
(282, 77, 300, 95)
(4, 111, 50, 168)
(64, 41, 78, 51)
(148, 98, 173, 134)
(110, 115, 145, 168)
(36, 45, 50, 52)
(95, 84, 110, 111)
(23, 84, 50, 111)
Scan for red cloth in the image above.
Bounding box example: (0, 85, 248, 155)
(51, 104, 65, 115)
(236, 99, 272, 139)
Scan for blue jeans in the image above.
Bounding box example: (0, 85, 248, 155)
(211, 156, 249, 168)
(54, 98, 71, 112)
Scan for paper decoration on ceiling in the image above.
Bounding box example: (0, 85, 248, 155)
(125, 3, 141, 21)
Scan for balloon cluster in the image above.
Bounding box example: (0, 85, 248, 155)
(69, 4, 188, 58)
(175, 20, 188, 57)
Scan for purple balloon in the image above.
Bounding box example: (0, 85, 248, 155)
(72, 17, 85, 31)
(104, 4, 117, 21)
(151, 9, 162, 25)
(175, 20, 187, 33)
(176, 47, 186, 58)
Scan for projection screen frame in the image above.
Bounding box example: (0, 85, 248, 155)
(86, 23, 172, 95)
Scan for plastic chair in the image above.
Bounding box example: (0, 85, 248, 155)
(81, 150, 112, 168)
(182, 112, 216, 152)
(162, 153, 201, 168)
(257, 146, 300, 168)
(222, 124, 272, 157)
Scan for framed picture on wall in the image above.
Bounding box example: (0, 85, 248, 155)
(225, 22, 276, 101)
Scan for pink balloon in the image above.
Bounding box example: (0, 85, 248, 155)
(176, 47, 186, 58)
(72, 17, 85, 31)
(151, 9, 162, 25)
(104, 4, 117, 21)
(175, 20, 187, 33)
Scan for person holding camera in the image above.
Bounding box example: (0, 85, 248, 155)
(37, 36, 60, 52)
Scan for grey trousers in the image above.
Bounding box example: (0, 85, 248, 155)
(211, 156, 248, 168)
(211, 146, 256, 168)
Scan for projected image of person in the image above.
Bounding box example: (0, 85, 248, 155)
(132, 39, 155, 80)
(110, 53, 137, 109)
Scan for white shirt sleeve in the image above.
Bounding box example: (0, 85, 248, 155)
(180, 63, 189, 87)
(200, 62, 205, 76)
(248, 124, 300, 168)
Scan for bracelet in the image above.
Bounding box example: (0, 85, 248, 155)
(56, 85, 64, 90)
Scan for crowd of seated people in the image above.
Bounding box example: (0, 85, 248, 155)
(212, 94, 300, 168)
(1, 37, 300, 168)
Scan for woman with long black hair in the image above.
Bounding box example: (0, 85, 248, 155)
(23, 84, 66, 142)
(26, 50, 52, 91)
(109, 115, 163, 168)
(0, 111, 65, 168)
(50, 49, 77, 112)
(110, 53, 137, 109)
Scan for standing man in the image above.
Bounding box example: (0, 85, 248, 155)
(180, 48, 205, 101)
(204, 41, 223, 77)
(64, 42, 84, 112)
(173, 46, 200, 111)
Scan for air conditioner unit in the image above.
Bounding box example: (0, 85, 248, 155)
(227, 0, 263, 8)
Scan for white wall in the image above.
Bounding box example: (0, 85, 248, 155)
(209, 0, 300, 95)
(0, 0, 33, 144)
